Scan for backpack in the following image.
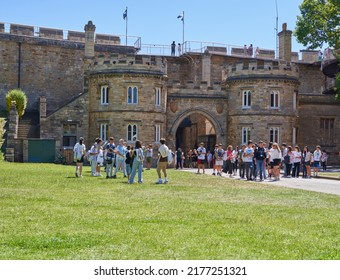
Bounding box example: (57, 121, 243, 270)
(284, 154, 290, 164)
(167, 149, 174, 164)
(136, 148, 144, 162)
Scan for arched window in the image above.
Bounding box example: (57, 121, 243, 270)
(242, 127, 251, 144)
(100, 85, 109, 105)
(270, 90, 280, 108)
(242, 90, 251, 108)
(127, 124, 138, 142)
(155, 124, 161, 142)
(269, 127, 280, 143)
(127, 86, 138, 104)
(155, 87, 161, 106)
(100, 123, 108, 142)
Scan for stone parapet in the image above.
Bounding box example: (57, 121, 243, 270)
(167, 80, 225, 93)
(86, 54, 167, 76)
(224, 60, 299, 80)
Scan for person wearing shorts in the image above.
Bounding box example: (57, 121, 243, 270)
(73, 137, 86, 177)
(215, 144, 224, 176)
(197, 142, 206, 174)
(313, 145, 322, 177)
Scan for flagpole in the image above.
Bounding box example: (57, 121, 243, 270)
(182, 11, 185, 46)
(125, 6, 128, 46)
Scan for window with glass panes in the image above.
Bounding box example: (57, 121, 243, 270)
(63, 124, 77, 147)
(127, 86, 138, 104)
(242, 127, 251, 144)
(100, 85, 109, 105)
(269, 127, 280, 143)
(242, 90, 251, 108)
(320, 118, 335, 145)
(127, 124, 138, 142)
(270, 90, 280, 108)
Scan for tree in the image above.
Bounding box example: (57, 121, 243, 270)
(6, 89, 27, 118)
(295, 0, 340, 99)
(295, 0, 340, 49)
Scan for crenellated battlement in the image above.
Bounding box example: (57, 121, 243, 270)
(224, 60, 299, 80)
(167, 80, 225, 93)
(86, 53, 167, 76)
(0, 22, 134, 46)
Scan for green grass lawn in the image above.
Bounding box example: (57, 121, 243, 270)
(0, 161, 339, 260)
(318, 172, 340, 178)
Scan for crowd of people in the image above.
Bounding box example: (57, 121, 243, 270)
(73, 136, 330, 184)
(72, 137, 171, 184)
(178, 141, 329, 181)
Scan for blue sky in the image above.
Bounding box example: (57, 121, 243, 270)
(1, 0, 308, 52)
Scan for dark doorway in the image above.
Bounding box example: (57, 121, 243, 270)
(175, 113, 216, 155)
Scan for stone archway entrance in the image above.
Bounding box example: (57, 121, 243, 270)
(175, 112, 216, 155)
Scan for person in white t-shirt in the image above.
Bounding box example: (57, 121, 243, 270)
(243, 140, 254, 180)
(196, 142, 206, 174)
(313, 145, 322, 177)
(269, 142, 282, 181)
(156, 138, 169, 184)
(73, 137, 86, 177)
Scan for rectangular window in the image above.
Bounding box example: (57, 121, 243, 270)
(101, 85, 109, 105)
(127, 86, 138, 104)
(100, 123, 108, 141)
(242, 90, 251, 108)
(269, 127, 280, 143)
(320, 118, 335, 145)
(270, 90, 280, 108)
(155, 124, 161, 142)
(155, 87, 161, 106)
(62, 124, 77, 147)
(242, 127, 251, 144)
(127, 124, 138, 142)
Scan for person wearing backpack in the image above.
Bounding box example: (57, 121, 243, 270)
(156, 138, 169, 184)
(128, 140, 144, 184)
(254, 140, 266, 181)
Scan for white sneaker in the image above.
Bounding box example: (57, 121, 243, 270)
(156, 179, 163, 184)
(164, 179, 169, 184)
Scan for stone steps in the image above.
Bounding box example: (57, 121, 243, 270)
(17, 112, 40, 139)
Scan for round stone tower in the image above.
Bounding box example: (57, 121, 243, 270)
(225, 59, 300, 146)
(85, 53, 167, 145)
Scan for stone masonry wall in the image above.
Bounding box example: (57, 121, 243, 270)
(40, 92, 89, 148)
(298, 63, 325, 95)
(0, 32, 136, 114)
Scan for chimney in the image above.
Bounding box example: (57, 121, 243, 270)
(84, 20, 96, 57)
(278, 23, 292, 62)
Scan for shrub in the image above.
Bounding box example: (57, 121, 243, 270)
(5, 89, 27, 117)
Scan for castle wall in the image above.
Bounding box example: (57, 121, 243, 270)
(40, 92, 89, 147)
(0, 34, 85, 113)
(298, 95, 340, 164)
(298, 63, 325, 95)
(0, 30, 137, 114)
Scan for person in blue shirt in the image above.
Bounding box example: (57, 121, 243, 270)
(113, 139, 127, 178)
(105, 137, 116, 178)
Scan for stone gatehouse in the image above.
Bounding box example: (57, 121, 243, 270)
(1, 20, 339, 164)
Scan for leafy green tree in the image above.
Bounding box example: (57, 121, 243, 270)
(295, 0, 340, 99)
(6, 89, 27, 117)
(295, 0, 340, 49)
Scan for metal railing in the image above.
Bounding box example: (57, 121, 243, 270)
(138, 41, 244, 56)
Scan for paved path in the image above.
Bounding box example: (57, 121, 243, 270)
(182, 168, 340, 196)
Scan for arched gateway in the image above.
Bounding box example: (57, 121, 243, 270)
(167, 108, 226, 154)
